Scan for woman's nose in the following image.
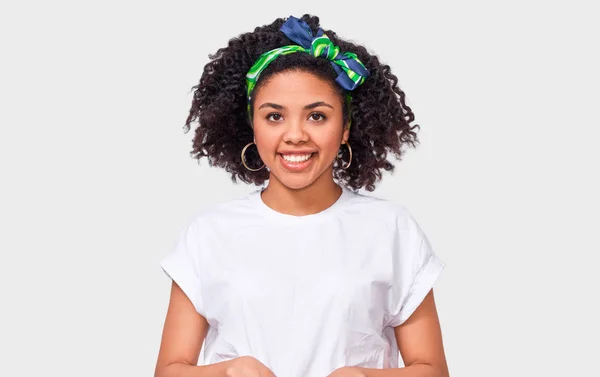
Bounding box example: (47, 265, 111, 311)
(282, 118, 309, 143)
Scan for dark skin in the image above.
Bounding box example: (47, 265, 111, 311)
(252, 70, 350, 217)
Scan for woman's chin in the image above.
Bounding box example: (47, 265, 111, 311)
(276, 175, 316, 191)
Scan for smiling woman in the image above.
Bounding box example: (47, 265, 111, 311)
(183, 16, 419, 193)
(155, 14, 449, 377)
(252, 71, 347, 191)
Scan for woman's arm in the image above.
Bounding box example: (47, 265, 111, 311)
(392, 289, 448, 377)
(330, 289, 449, 377)
(154, 281, 278, 377)
(154, 281, 217, 377)
(363, 289, 449, 377)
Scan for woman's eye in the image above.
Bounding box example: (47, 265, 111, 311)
(267, 113, 283, 122)
(309, 113, 326, 121)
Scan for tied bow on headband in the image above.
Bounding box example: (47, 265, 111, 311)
(246, 16, 370, 128)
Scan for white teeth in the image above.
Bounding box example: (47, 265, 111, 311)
(282, 153, 312, 162)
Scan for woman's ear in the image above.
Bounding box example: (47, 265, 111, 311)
(342, 126, 350, 144)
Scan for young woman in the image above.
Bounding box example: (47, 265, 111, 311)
(155, 14, 449, 377)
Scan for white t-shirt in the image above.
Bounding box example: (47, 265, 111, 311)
(160, 184, 445, 377)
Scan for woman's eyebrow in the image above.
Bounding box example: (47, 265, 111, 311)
(258, 102, 285, 110)
(304, 101, 334, 110)
(257, 101, 334, 111)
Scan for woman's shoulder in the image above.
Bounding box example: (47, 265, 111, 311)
(344, 187, 415, 221)
(184, 188, 263, 226)
(343, 188, 430, 245)
(343, 188, 429, 239)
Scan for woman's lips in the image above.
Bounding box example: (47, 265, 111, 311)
(278, 153, 316, 172)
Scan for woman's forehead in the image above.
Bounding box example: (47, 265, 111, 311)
(255, 71, 341, 105)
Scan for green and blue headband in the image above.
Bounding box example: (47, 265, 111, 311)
(245, 16, 370, 129)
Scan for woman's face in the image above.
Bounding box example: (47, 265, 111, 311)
(252, 70, 349, 190)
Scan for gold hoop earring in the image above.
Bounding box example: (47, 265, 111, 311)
(241, 141, 265, 171)
(338, 142, 353, 170)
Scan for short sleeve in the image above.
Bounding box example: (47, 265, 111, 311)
(160, 220, 205, 315)
(385, 210, 446, 327)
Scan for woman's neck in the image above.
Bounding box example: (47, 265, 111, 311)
(260, 175, 342, 216)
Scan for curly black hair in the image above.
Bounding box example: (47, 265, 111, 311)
(183, 14, 421, 192)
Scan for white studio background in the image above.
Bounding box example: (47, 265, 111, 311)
(1, 0, 598, 376)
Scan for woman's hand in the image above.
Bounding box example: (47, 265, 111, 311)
(326, 366, 366, 377)
(225, 356, 278, 377)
